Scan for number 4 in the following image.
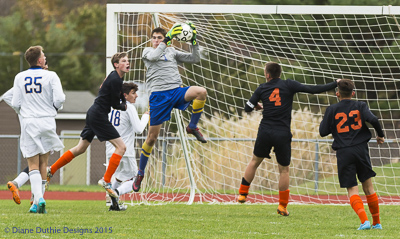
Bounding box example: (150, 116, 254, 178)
(269, 88, 281, 106)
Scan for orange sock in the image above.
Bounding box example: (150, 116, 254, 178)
(51, 150, 75, 175)
(103, 153, 122, 183)
(239, 184, 250, 195)
(279, 189, 290, 208)
(350, 195, 368, 223)
(366, 193, 380, 225)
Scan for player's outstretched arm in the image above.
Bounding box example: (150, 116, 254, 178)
(294, 79, 338, 94)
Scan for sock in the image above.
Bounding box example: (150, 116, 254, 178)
(23, 166, 29, 174)
(239, 177, 251, 195)
(103, 153, 123, 183)
(14, 171, 29, 188)
(51, 150, 75, 175)
(42, 180, 46, 196)
(188, 99, 206, 129)
(29, 170, 43, 205)
(138, 142, 153, 176)
(350, 194, 369, 224)
(117, 179, 135, 196)
(279, 189, 290, 208)
(366, 193, 380, 225)
(112, 179, 122, 190)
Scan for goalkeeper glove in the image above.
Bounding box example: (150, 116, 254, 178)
(186, 21, 197, 46)
(163, 24, 182, 46)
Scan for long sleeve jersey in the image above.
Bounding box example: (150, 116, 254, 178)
(245, 78, 337, 131)
(94, 70, 126, 113)
(319, 99, 384, 150)
(142, 44, 200, 93)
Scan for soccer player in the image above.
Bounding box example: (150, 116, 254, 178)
(5, 62, 50, 205)
(319, 79, 384, 230)
(237, 62, 339, 216)
(132, 22, 207, 192)
(47, 52, 130, 198)
(105, 82, 149, 211)
(11, 46, 65, 213)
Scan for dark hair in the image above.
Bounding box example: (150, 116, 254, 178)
(25, 46, 43, 66)
(122, 82, 138, 94)
(111, 52, 128, 69)
(265, 62, 282, 79)
(151, 27, 167, 37)
(337, 79, 354, 98)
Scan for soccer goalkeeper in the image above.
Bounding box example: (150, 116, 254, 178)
(320, 79, 384, 230)
(238, 62, 339, 216)
(133, 22, 207, 192)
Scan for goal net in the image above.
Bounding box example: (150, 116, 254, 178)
(106, 4, 400, 205)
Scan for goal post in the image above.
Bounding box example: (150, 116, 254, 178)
(106, 4, 400, 205)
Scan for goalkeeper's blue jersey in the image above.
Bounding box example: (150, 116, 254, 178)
(245, 78, 337, 131)
(142, 44, 200, 93)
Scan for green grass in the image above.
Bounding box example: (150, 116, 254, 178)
(295, 162, 400, 196)
(0, 200, 399, 238)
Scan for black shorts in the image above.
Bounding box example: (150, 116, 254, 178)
(253, 127, 292, 166)
(80, 105, 120, 142)
(336, 143, 376, 188)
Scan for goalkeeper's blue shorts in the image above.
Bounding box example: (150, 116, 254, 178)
(149, 86, 191, 126)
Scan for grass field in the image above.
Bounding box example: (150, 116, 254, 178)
(0, 199, 399, 238)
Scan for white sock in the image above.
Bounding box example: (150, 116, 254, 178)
(117, 179, 134, 196)
(112, 179, 122, 190)
(29, 170, 43, 205)
(42, 180, 46, 196)
(14, 172, 29, 188)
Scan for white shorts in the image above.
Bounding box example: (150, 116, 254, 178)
(20, 117, 64, 158)
(106, 155, 138, 182)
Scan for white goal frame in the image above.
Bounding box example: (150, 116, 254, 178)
(106, 4, 400, 205)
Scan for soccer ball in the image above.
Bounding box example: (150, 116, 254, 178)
(174, 23, 193, 42)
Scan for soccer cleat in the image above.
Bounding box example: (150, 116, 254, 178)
(38, 198, 47, 214)
(46, 166, 53, 189)
(277, 205, 290, 216)
(98, 178, 118, 198)
(132, 174, 144, 192)
(108, 196, 127, 211)
(357, 220, 371, 230)
(105, 194, 112, 207)
(372, 223, 382, 230)
(237, 194, 247, 204)
(30, 194, 34, 205)
(7, 181, 21, 205)
(29, 204, 38, 213)
(186, 126, 207, 143)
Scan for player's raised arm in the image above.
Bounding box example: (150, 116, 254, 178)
(290, 78, 339, 94)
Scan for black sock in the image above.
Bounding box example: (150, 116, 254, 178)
(241, 177, 250, 186)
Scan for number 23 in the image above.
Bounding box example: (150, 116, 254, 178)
(335, 110, 362, 133)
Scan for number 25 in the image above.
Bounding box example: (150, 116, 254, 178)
(335, 110, 362, 133)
